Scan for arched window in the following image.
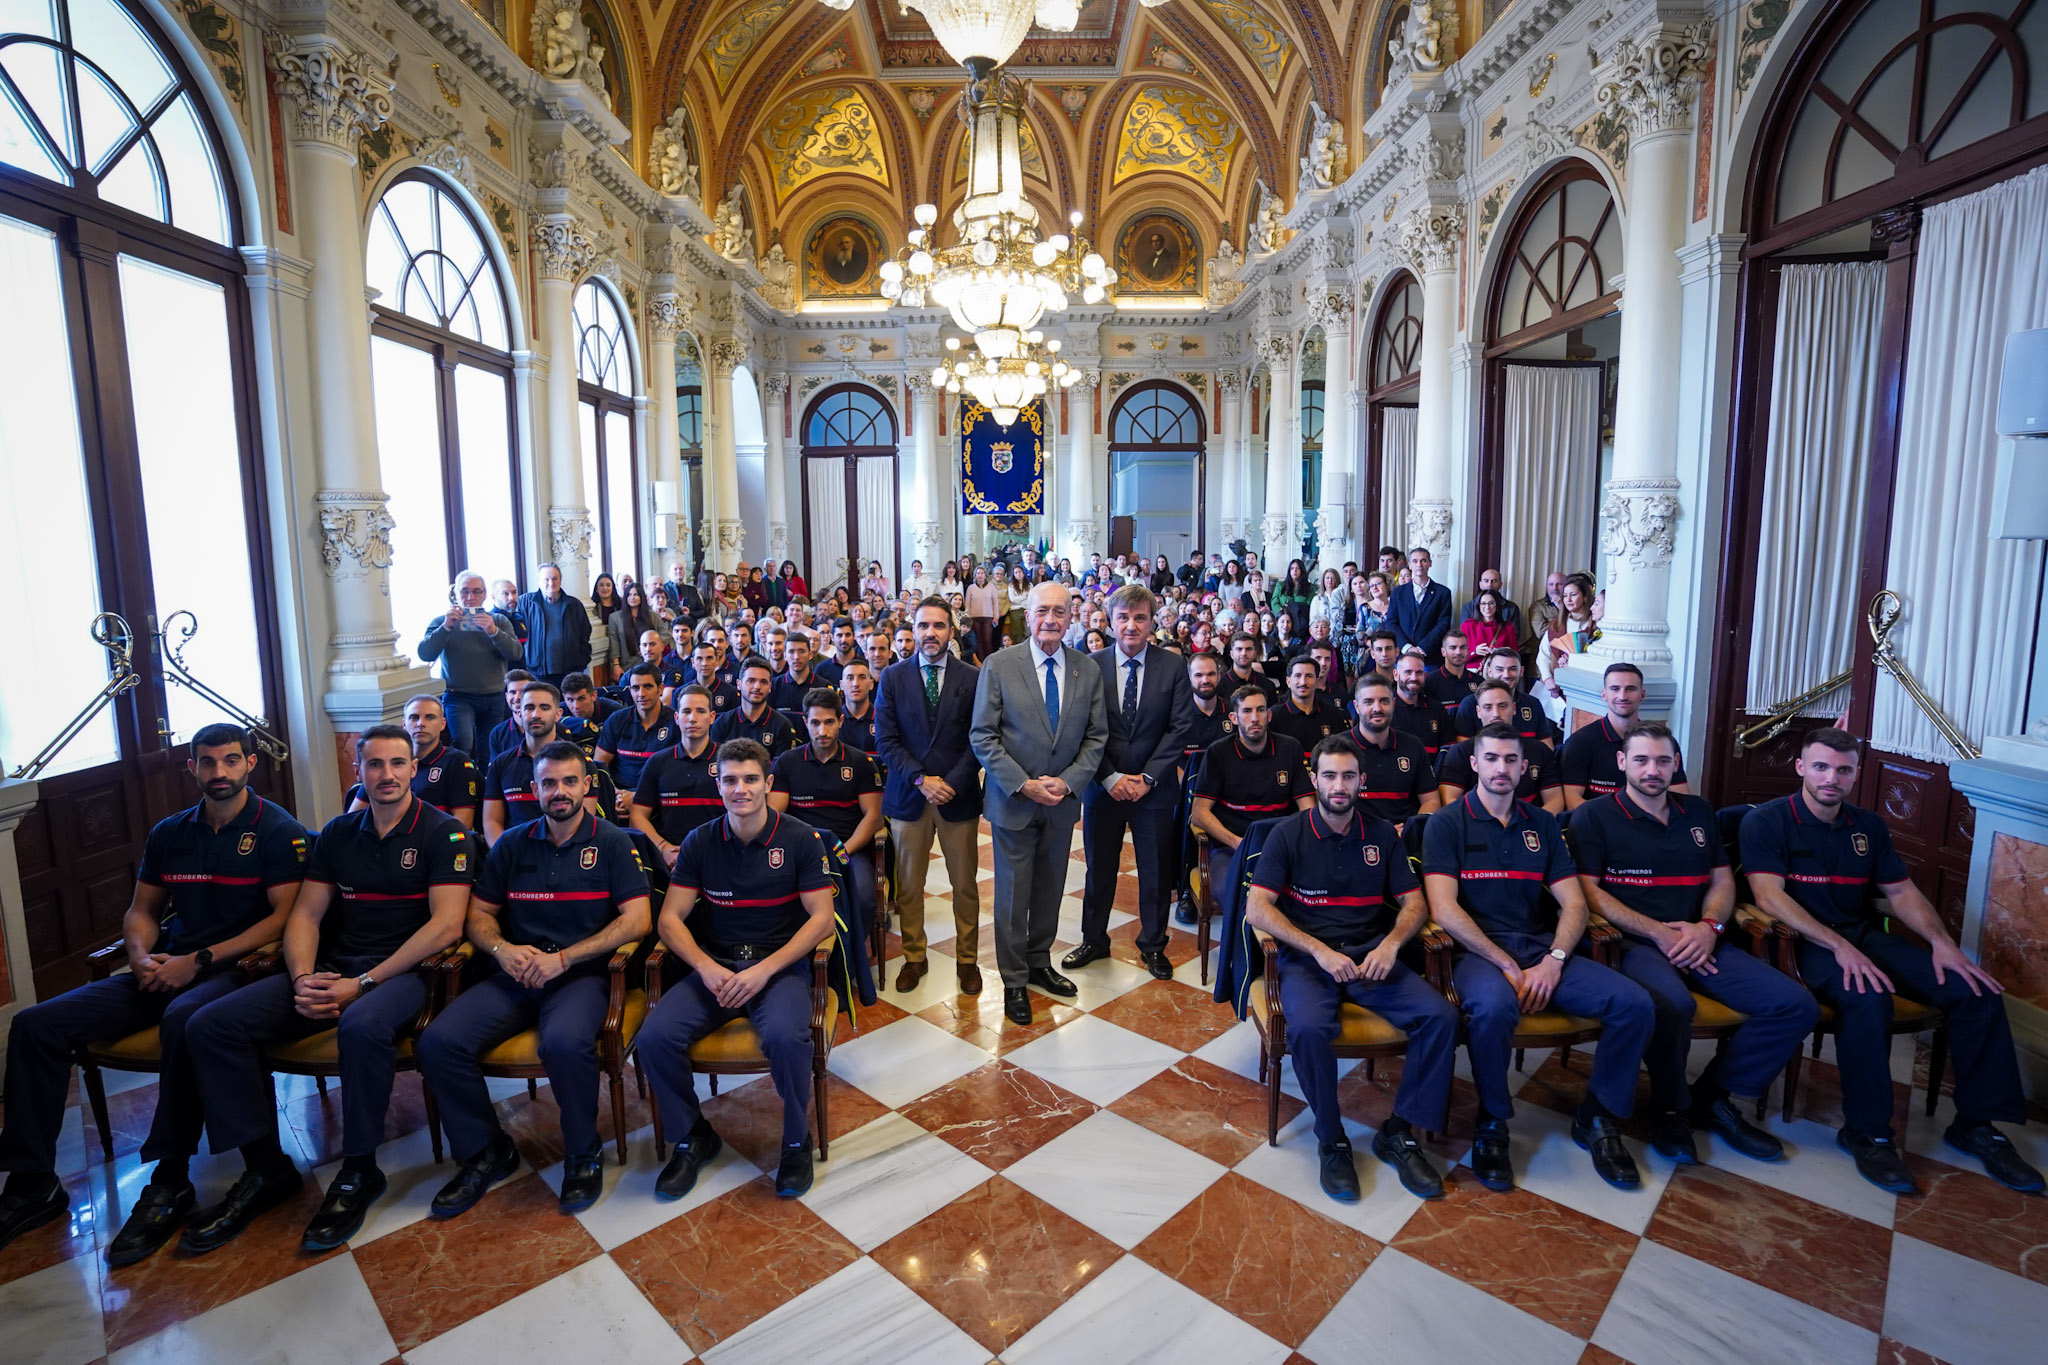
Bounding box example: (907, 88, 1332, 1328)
(1367, 272, 1423, 552)
(673, 336, 705, 574)
(1369, 273, 1423, 393)
(367, 172, 519, 663)
(574, 279, 638, 581)
(807, 385, 896, 446)
(801, 384, 898, 592)
(1488, 169, 1622, 348)
(1109, 381, 1206, 562)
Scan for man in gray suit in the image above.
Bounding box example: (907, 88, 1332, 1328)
(971, 581, 1109, 1024)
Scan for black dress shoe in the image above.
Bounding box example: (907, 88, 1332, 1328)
(0, 1177, 68, 1252)
(1319, 1139, 1362, 1202)
(430, 1134, 521, 1219)
(1572, 1113, 1642, 1190)
(1838, 1127, 1916, 1194)
(1173, 899, 1197, 927)
(957, 964, 983, 995)
(1059, 943, 1108, 970)
(775, 1142, 814, 1197)
(301, 1166, 387, 1253)
(1694, 1096, 1784, 1162)
(1469, 1120, 1514, 1192)
(656, 1121, 724, 1200)
(180, 1165, 305, 1255)
(1372, 1126, 1445, 1199)
(558, 1154, 604, 1213)
(1140, 949, 1173, 981)
(106, 1180, 195, 1268)
(1003, 987, 1034, 1025)
(1649, 1111, 1700, 1165)
(1944, 1121, 2043, 1193)
(1027, 965, 1078, 997)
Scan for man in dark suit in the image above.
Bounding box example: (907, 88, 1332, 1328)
(1066, 585, 1195, 980)
(971, 582, 1108, 1024)
(1388, 547, 1454, 663)
(875, 598, 985, 994)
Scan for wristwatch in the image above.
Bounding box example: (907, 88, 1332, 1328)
(357, 972, 379, 993)
(194, 947, 214, 971)
(1547, 947, 1569, 963)
(1702, 919, 1726, 935)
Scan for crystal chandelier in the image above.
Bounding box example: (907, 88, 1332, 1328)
(814, 0, 1077, 66)
(935, 331, 1079, 427)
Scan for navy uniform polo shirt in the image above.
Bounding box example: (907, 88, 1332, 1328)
(1182, 702, 1232, 763)
(840, 703, 877, 757)
(709, 703, 799, 757)
(304, 797, 474, 958)
(1222, 667, 1278, 706)
(597, 705, 680, 791)
(474, 811, 648, 950)
(1567, 790, 1725, 925)
(674, 811, 834, 953)
(137, 795, 309, 954)
(1422, 792, 1578, 939)
(630, 659, 688, 695)
(771, 743, 880, 843)
(1739, 792, 1910, 929)
(677, 676, 741, 715)
(1251, 805, 1417, 950)
(770, 670, 826, 713)
(1454, 689, 1559, 744)
(1348, 726, 1435, 824)
(1558, 715, 1689, 802)
(484, 743, 550, 827)
(345, 742, 480, 817)
(1434, 736, 1563, 806)
(814, 655, 857, 687)
(1271, 695, 1346, 755)
(632, 739, 724, 843)
(1392, 695, 1454, 757)
(1423, 665, 1472, 712)
(486, 713, 594, 767)
(1194, 733, 1308, 838)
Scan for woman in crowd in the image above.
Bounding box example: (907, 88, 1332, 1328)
(708, 572, 739, 616)
(608, 582, 662, 666)
(1084, 627, 1112, 653)
(742, 565, 770, 613)
(1339, 571, 1391, 678)
(1308, 567, 1348, 632)
(862, 559, 891, 598)
(1538, 573, 1601, 701)
(1149, 553, 1176, 595)
(1273, 558, 1315, 635)
(1241, 569, 1272, 617)
(965, 565, 999, 660)
(591, 573, 621, 628)
(778, 559, 809, 601)
(1461, 589, 1518, 672)
(938, 561, 964, 597)
(1002, 564, 1030, 644)
(647, 584, 678, 627)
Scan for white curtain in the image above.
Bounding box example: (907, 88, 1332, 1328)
(1875, 164, 2048, 761)
(1378, 405, 1417, 551)
(856, 455, 896, 584)
(806, 460, 847, 593)
(1497, 365, 1601, 607)
(1746, 261, 1888, 717)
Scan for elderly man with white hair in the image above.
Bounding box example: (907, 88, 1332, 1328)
(418, 570, 526, 755)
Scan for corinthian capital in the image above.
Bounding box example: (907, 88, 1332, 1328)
(531, 217, 595, 281)
(707, 336, 747, 377)
(648, 294, 687, 342)
(1397, 204, 1464, 276)
(1254, 331, 1294, 367)
(1304, 288, 1350, 332)
(267, 34, 393, 152)
(1596, 23, 1714, 139)
(761, 372, 790, 400)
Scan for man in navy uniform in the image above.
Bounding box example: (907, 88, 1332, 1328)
(183, 726, 474, 1253)
(346, 694, 480, 826)
(483, 682, 583, 844)
(481, 670, 537, 767)
(1424, 725, 1655, 1193)
(771, 629, 824, 713)
(1345, 673, 1437, 831)
(1270, 655, 1347, 755)
(1223, 632, 1277, 705)
(1181, 652, 1232, 762)
(631, 685, 723, 872)
(561, 673, 623, 731)
(1569, 723, 1813, 1165)
(1424, 633, 1473, 710)
(1742, 729, 2041, 1193)
(417, 742, 651, 1217)
(594, 662, 679, 794)
(0, 726, 305, 1263)
(638, 739, 839, 1200)
(772, 689, 884, 933)
(1248, 735, 1461, 1203)
(1191, 687, 1313, 903)
(682, 641, 741, 716)
(1559, 662, 1690, 810)
(1067, 585, 1194, 981)
(838, 660, 880, 756)
(1435, 682, 1564, 814)
(710, 657, 798, 756)
(1453, 651, 1558, 745)
(1391, 653, 1454, 761)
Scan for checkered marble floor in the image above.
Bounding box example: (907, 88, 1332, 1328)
(6, 827, 2048, 1365)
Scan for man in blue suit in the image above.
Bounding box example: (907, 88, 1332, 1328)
(875, 597, 985, 994)
(1066, 585, 1195, 980)
(1388, 547, 1455, 663)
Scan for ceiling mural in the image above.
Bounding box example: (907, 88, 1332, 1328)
(758, 83, 890, 200)
(1187, 0, 1292, 94)
(1114, 83, 1243, 200)
(704, 0, 796, 91)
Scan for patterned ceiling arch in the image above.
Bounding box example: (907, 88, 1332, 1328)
(709, 9, 853, 198)
(731, 75, 920, 232)
(1122, 14, 1282, 185)
(1272, 0, 1345, 127)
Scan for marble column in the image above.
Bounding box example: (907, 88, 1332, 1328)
(704, 336, 747, 572)
(1399, 204, 1465, 589)
(1309, 287, 1355, 568)
(532, 215, 596, 595)
(905, 373, 946, 573)
(1215, 370, 1244, 548)
(1238, 370, 1259, 548)
(1063, 370, 1101, 564)
(646, 290, 685, 563)
(761, 372, 791, 568)
(1258, 332, 1299, 570)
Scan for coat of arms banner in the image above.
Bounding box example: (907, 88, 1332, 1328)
(959, 400, 1045, 514)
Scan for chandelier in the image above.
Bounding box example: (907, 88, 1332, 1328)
(936, 331, 1079, 427)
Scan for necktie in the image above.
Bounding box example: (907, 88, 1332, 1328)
(924, 663, 941, 715)
(1043, 657, 1061, 734)
(1123, 658, 1140, 733)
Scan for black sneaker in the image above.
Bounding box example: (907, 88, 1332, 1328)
(1371, 1127, 1444, 1200)
(1648, 1111, 1700, 1165)
(558, 1154, 604, 1213)
(430, 1134, 521, 1219)
(1837, 1127, 1916, 1195)
(1319, 1139, 1363, 1202)
(656, 1121, 724, 1200)
(106, 1180, 195, 1268)
(1572, 1113, 1642, 1190)
(1945, 1121, 2045, 1194)
(180, 1165, 305, 1255)
(1694, 1096, 1785, 1162)
(0, 1176, 68, 1252)
(301, 1167, 387, 1253)
(1469, 1120, 1514, 1192)
(775, 1142, 814, 1197)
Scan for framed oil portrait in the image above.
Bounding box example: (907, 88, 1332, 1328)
(1116, 213, 1199, 295)
(805, 216, 883, 299)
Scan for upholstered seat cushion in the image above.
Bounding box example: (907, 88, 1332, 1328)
(265, 1030, 417, 1067)
(479, 989, 649, 1069)
(1689, 995, 1749, 1031)
(688, 1017, 769, 1065)
(1248, 991, 1409, 1048)
(84, 1028, 161, 1065)
(1511, 1010, 1602, 1038)
(1813, 996, 1941, 1029)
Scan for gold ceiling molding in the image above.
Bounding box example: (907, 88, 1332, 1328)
(759, 84, 890, 201)
(705, 0, 795, 92)
(1113, 83, 1243, 202)
(1187, 0, 1291, 94)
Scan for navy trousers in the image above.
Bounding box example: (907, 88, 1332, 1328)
(186, 962, 429, 1159)
(638, 963, 814, 1148)
(1277, 944, 1459, 1143)
(1080, 786, 1178, 954)
(1454, 931, 1655, 1122)
(416, 968, 609, 1163)
(1797, 921, 2026, 1138)
(0, 969, 244, 1173)
(1610, 935, 1818, 1112)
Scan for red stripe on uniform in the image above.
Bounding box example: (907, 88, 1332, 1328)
(1602, 874, 1712, 887)
(1461, 869, 1545, 881)
(1786, 873, 1868, 885)
(157, 874, 261, 885)
(505, 890, 611, 901)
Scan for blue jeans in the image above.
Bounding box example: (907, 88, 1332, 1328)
(442, 690, 508, 758)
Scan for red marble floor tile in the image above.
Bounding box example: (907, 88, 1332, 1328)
(1134, 1172, 1381, 1348)
(1107, 921, 1201, 969)
(353, 1171, 603, 1353)
(0, 1170, 99, 1285)
(1580, 1346, 1634, 1365)
(71, 1081, 162, 1174)
(829, 996, 909, 1045)
(1878, 1337, 1954, 1365)
(1090, 979, 1240, 1052)
(1894, 1150, 2048, 1286)
(915, 990, 1083, 1057)
(1110, 1056, 1302, 1166)
(1335, 1060, 1482, 1162)
(1513, 1047, 1660, 1140)
(1391, 1172, 1638, 1338)
(611, 1178, 860, 1354)
(282, 1071, 435, 1167)
(700, 1072, 891, 1171)
(1644, 1162, 1893, 1332)
(900, 1061, 1098, 1169)
(872, 1176, 1121, 1354)
(1779, 1056, 1911, 1133)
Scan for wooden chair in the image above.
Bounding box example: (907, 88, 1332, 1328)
(1504, 914, 1624, 1075)
(859, 828, 891, 981)
(1192, 826, 1221, 984)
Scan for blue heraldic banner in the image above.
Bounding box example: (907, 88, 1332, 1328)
(959, 400, 1045, 514)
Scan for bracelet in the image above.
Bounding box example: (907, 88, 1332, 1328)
(1702, 919, 1726, 934)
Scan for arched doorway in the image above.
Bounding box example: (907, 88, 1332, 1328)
(1364, 272, 1422, 556)
(801, 383, 898, 594)
(1108, 380, 1206, 565)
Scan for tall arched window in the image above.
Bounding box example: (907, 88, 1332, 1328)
(574, 279, 638, 580)
(366, 172, 519, 661)
(2, 0, 281, 992)
(1109, 381, 1206, 561)
(1366, 273, 1423, 553)
(801, 384, 898, 592)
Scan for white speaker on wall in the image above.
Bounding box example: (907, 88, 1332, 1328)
(1992, 328, 2048, 540)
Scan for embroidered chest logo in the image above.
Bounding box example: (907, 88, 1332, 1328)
(428, 767, 444, 783)
(1364, 845, 1380, 866)
(1692, 827, 1707, 847)
(580, 846, 598, 869)
(401, 848, 418, 869)
(1852, 833, 1869, 856)
(237, 832, 255, 855)
(1397, 756, 1411, 772)
(841, 766, 853, 781)
(768, 847, 785, 868)
(1523, 831, 1542, 852)
(1276, 770, 1289, 787)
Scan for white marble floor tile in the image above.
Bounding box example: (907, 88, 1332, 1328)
(826, 1014, 993, 1107)
(0, 1251, 103, 1365)
(700, 1257, 986, 1365)
(1004, 1109, 1223, 1248)
(108, 1255, 397, 1365)
(1005, 1253, 1292, 1365)
(1881, 1234, 2048, 1365)
(1032, 950, 1152, 1010)
(533, 1123, 760, 1251)
(1593, 1239, 1877, 1365)
(1169, 945, 1221, 990)
(406, 1254, 689, 1365)
(1507, 1099, 1677, 1235)
(485, 1074, 539, 1103)
(800, 1112, 993, 1251)
(1300, 1247, 1584, 1365)
(1189, 1019, 1355, 1101)
(1233, 1111, 1434, 1245)
(1902, 1086, 2048, 1177)
(1003, 1014, 1184, 1105)
(1699, 1111, 1897, 1228)
(1061, 858, 1089, 896)
(872, 949, 969, 1016)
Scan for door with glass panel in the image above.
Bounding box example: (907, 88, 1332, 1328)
(1, 0, 285, 994)
(800, 385, 898, 594)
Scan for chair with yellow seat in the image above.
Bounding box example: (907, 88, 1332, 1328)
(1192, 826, 1221, 984)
